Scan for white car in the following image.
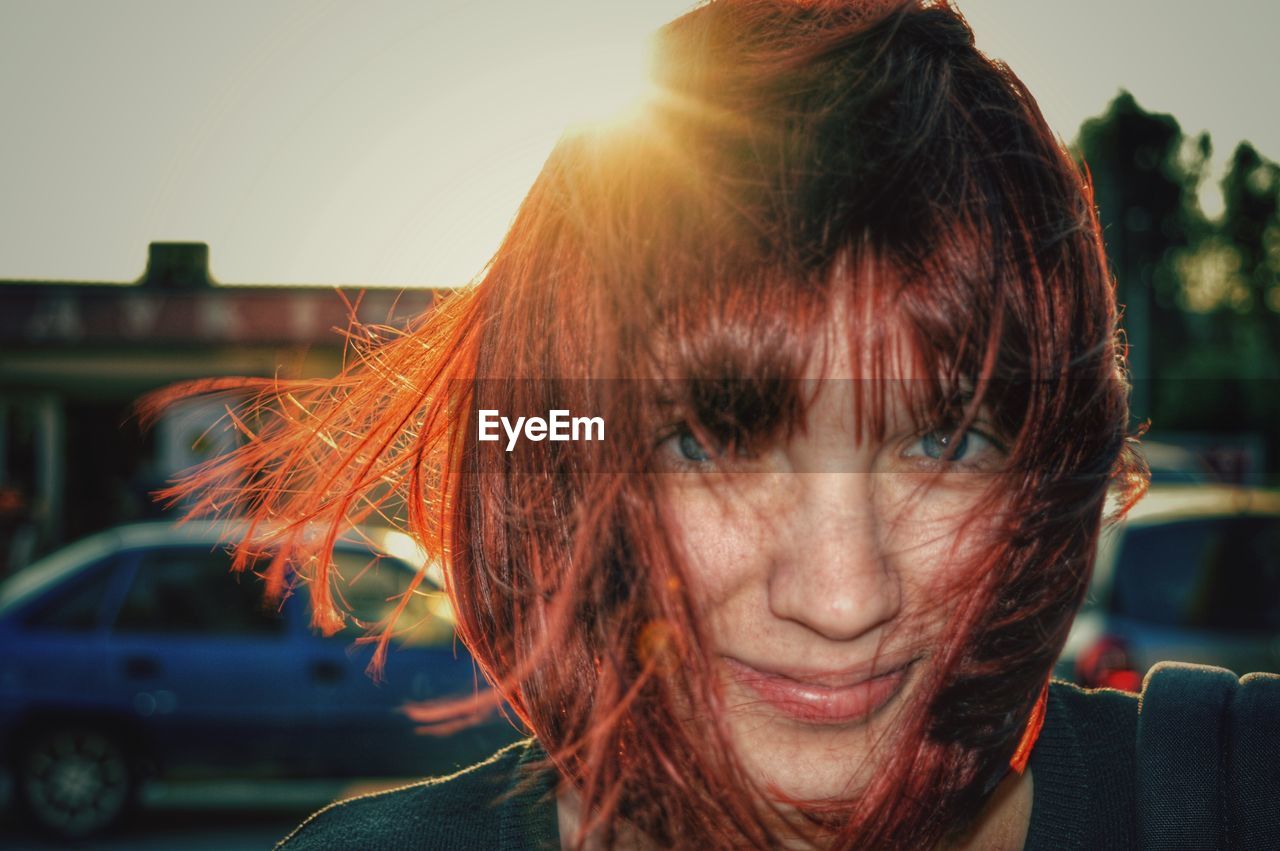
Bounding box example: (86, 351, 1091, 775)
(1058, 485, 1280, 689)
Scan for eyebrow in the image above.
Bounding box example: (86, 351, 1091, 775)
(646, 376, 807, 440)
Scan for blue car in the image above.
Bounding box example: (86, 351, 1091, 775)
(0, 521, 519, 837)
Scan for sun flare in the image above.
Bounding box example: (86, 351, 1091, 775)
(550, 33, 660, 132)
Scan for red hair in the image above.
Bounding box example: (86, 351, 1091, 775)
(140, 1, 1147, 847)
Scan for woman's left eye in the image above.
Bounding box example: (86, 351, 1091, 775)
(903, 427, 1002, 466)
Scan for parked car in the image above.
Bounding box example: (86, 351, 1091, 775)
(1057, 485, 1280, 690)
(1135, 440, 1217, 485)
(0, 521, 520, 837)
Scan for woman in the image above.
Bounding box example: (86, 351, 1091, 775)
(146, 1, 1278, 848)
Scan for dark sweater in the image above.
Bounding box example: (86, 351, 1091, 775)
(267, 678, 1206, 850)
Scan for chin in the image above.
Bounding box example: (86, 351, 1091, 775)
(722, 712, 895, 801)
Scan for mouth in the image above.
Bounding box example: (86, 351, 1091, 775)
(722, 655, 918, 725)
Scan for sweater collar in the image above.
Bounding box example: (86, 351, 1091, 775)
(498, 739, 562, 851)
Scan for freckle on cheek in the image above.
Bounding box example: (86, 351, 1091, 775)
(673, 500, 763, 602)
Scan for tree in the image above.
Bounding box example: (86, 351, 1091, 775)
(1075, 91, 1204, 424)
(1075, 93, 1280, 483)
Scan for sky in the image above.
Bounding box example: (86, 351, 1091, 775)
(2, 0, 1277, 287)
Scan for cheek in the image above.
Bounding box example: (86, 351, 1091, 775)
(875, 479, 1007, 596)
(662, 478, 784, 608)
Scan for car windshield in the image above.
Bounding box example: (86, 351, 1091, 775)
(1109, 515, 1280, 632)
(0, 533, 116, 617)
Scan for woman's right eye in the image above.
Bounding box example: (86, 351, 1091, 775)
(676, 431, 714, 462)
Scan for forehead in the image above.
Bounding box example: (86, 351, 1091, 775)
(792, 286, 980, 446)
(804, 291, 928, 383)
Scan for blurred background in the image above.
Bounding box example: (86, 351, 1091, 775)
(1, 0, 1278, 847)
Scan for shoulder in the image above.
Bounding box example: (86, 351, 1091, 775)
(1033, 665, 1280, 850)
(1042, 664, 1280, 774)
(1133, 661, 1280, 764)
(1045, 662, 1280, 736)
(1131, 662, 1280, 848)
(275, 738, 558, 851)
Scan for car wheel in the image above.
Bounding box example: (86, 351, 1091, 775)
(16, 725, 137, 838)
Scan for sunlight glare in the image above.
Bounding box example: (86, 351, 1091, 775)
(549, 33, 659, 133)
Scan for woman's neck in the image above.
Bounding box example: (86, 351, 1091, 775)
(944, 768, 1035, 851)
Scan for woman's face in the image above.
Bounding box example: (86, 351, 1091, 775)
(656, 312, 1008, 802)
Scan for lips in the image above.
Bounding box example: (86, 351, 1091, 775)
(722, 655, 916, 725)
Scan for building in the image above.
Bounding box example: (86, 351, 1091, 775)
(0, 242, 441, 573)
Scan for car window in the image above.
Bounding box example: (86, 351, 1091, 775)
(22, 558, 121, 631)
(1110, 516, 1280, 632)
(328, 549, 455, 647)
(112, 547, 287, 636)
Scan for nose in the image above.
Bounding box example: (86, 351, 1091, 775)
(765, 472, 901, 642)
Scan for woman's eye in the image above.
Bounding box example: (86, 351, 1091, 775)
(666, 428, 720, 463)
(656, 426, 724, 468)
(676, 431, 714, 462)
(904, 427, 1002, 466)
